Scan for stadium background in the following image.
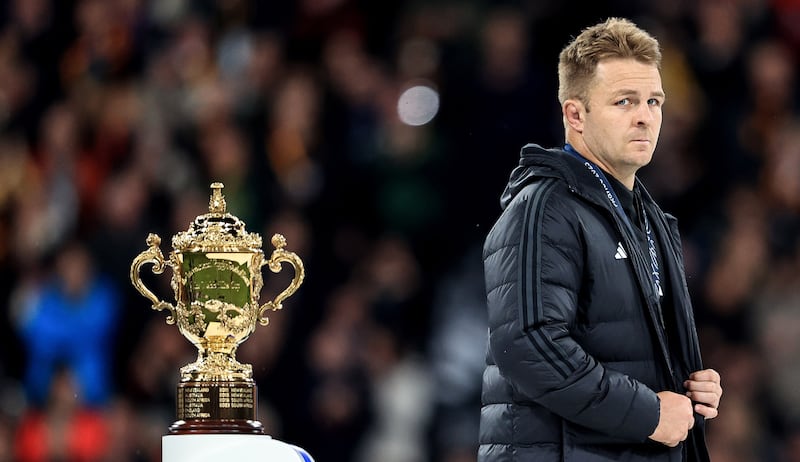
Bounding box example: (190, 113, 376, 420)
(1, 0, 799, 460)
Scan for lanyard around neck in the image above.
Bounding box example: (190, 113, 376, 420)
(563, 144, 663, 297)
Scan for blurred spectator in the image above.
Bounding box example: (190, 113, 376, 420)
(266, 67, 325, 207)
(702, 187, 769, 340)
(439, 3, 560, 258)
(12, 103, 81, 263)
(13, 367, 109, 462)
(427, 244, 486, 462)
(13, 241, 119, 408)
(299, 283, 373, 462)
(356, 321, 433, 462)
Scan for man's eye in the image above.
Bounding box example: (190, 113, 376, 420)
(616, 99, 630, 106)
(648, 98, 662, 106)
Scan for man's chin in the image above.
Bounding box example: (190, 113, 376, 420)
(628, 151, 654, 168)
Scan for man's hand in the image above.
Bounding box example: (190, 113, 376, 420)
(649, 391, 695, 447)
(685, 368, 722, 420)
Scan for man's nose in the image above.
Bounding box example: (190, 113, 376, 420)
(636, 103, 655, 125)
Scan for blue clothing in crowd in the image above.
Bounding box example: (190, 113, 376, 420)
(19, 275, 119, 407)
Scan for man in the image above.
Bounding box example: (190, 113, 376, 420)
(480, 18, 722, 461)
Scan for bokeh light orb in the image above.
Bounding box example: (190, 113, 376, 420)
(397, 85, 440, 126)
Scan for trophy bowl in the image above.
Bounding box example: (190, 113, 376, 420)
(130, 183, 304, 434)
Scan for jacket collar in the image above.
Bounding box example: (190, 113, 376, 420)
(501, 143, 649, 211)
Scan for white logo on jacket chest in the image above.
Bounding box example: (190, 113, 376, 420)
(614, 241, 628, 260)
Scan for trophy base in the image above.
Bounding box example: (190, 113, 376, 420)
(172, 381, 263, 434)
(169, 419, 265, 435)
(162, 434, 310, 461)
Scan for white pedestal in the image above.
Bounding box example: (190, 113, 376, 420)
(162, 434, 313, 462)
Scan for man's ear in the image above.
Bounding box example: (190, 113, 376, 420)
(563, 99, 584, 133)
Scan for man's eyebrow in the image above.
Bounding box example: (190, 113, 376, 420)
(612, 89, 666, 99)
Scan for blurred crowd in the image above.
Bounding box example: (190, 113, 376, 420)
(0, 0, 799, 461)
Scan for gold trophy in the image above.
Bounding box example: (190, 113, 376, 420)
(130, 183, 304, 434)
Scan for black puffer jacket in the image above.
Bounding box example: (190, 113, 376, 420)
(479, 144, 709, 461)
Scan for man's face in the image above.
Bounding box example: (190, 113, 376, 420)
(581, 58, 664, 181)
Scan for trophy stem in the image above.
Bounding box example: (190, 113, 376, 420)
(180, 348, 253, 382)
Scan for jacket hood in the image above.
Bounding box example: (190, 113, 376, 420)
(499, 143, 654, 212)
(500, 144, 584, 210)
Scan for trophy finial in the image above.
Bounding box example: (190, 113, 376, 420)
(209, 182, 226, 213)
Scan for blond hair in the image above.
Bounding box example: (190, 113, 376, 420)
(557, 18, 662, 106)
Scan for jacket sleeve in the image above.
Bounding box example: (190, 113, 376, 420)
(483, 180, 660, 442)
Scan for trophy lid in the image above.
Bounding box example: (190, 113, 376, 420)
(172, 183, 263, 253)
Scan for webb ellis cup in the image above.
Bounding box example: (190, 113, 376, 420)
(130, 183, 305, 434)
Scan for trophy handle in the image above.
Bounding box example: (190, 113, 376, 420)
(259, 233, 305, 326)
(130, 233, 178, 324)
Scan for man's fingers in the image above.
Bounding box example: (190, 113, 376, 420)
(684, 369, 722, 421)
(687, 390, 720, 407)
(684, 380, 720, 393)
(685, 376, 723, 409)
(694, 403, 719, 420)
(689, 369, 720, 383)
